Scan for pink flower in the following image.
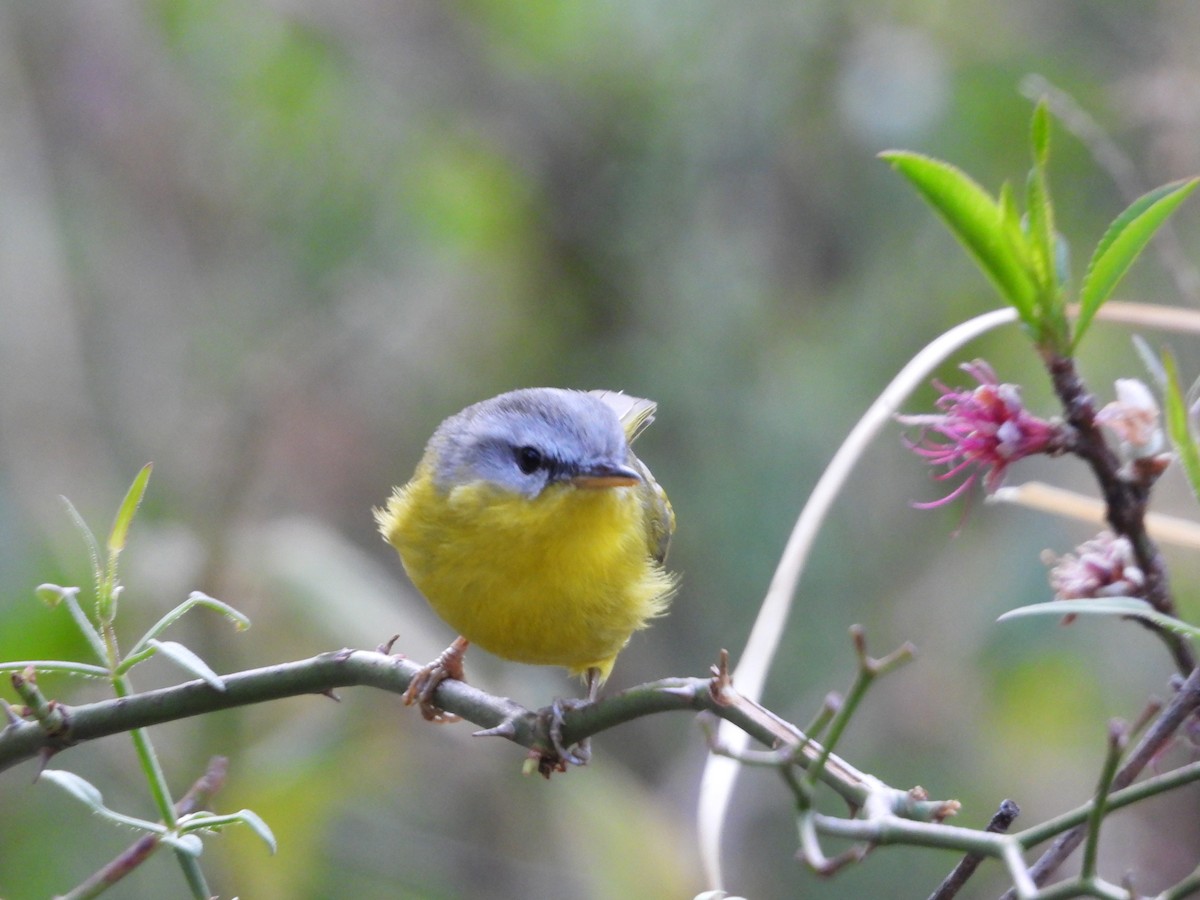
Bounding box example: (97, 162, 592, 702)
(1043, 531, 1145, 601)
(898, 360, 1062, 508)
(1095, 379, 1162, 456)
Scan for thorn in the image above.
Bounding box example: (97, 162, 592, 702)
(321, 689, 341, 703)
(34, 746, 58, 782)
(377, 634, 401, 655)
(1, 699, 22, 727)
(332, 648, 354, 662)
(473, 720, 518, 739)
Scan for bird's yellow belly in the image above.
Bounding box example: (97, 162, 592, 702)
(384, 477, 672, 679)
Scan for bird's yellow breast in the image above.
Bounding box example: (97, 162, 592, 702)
(378, 466, 675, 680)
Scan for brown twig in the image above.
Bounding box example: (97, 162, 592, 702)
(927, 799, 1020, 900)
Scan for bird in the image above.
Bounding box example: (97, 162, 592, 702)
(375, 387, 676, 757)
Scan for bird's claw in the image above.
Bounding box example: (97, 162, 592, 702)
(402, 664, 462, 723)
(547, 697, 591, 767)
(402, 637, 468, 723)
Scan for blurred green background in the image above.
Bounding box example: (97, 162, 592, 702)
(2, 2, 1200, 898)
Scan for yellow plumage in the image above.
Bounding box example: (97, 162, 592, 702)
(376, 388, 676, 688)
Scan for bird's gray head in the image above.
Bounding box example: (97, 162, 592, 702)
(427, 388, 639, 498)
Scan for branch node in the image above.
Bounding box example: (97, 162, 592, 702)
(11, 668, 72, 741)
(708, 649, 734, 706)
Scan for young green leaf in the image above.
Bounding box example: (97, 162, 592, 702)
(1074, 177, 1200, 350)
(35, 583, 78, 608)
(880, 151, 1038, 323)
(41, 769, 168, 833)
(61, 496, 103, 592)
(999, 597, 1200, 640)
(1030, 99, 1051, 168)
(125, 592, 251, 662)
(108, 462, 153, 555)
(235, 809, 277, 854)
(181, 809, 278, 854)
(159, 833, 204, 856)
(1161, 350, 1200, 504)
(1025, 101, 1057, 295)
(39, 578, 110, 664)
(145, 639, 227, 691)
(40, 769, 105, 808)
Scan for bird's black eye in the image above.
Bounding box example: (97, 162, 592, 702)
(515, 445, 544, 475)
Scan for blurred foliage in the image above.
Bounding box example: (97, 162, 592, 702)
(2, 1, 1200, 898)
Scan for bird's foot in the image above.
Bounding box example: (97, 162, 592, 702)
(547, 696, 591, 767)
(402, 636, 469, 723)
(522, 697, 592, 778)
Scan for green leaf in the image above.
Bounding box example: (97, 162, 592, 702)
(999, 597, 1200, 639)
(880, 151, 1039, 323)
(1030, 98, 1051, 168)
(1053, 232, 1071, 288)
(41, 769, 166, 833)
(125, 592, 251, 662)
(1025, 101, 1056, 294)
(40, 769, 105, 808)
(1074, 177, 1200, 350)
(179, 808, 277, 854)
(145, 639, 227, 691)
(108, 463, 153, 554)
(1025, 171, 1054, 290)
(39, 577, 109, 664)
(1161, 350, 1200, 504)
(239, 809, 278, 853)
(61, 496, 103, 591)
(35, 583, 78, 608)
(160, 833, 204, 856)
